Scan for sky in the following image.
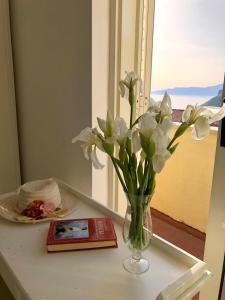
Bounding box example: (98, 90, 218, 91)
(151, 0, 225, 91)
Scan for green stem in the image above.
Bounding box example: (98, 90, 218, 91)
(131, 115, 142, 129)
(167, 136, 176, 149)
(111, 156, 127, 193)
(167, 123, 189, 149)
(130, 104, 134, 129)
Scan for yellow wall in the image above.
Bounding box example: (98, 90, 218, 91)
(151, 127, 217, 233)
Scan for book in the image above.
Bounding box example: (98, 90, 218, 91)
(47, 217, 117, 252)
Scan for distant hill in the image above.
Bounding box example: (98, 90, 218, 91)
(201, 90, 223, 107)
(152, 84, 223, 96)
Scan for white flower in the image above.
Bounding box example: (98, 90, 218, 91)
(152, 127, 169, 153)
(152, 150, 171, 173)
(147, 97, 161, 114)
(97, 118, 107, 135)
(182, 105, 194, 123)
(125, 71, 139, 83)
(132, 130, 141, 153)
(182, 104, 225, 140)
(118, 81, 126, 98)
(119, 71, 143, 100)
(182, 105, 206, 124)
(159, 116, 174, 135)
(204, 105, 225, 125)
(160, 92, 172, 116)
(97, 112, 113, 137)
(148, 93, 172, 117)
(192, 116, 210, 140)
(151, 127, 171, 173)
(72, 127, 96, 144)
(72, 127, 104, 169)
(90, 146, 104, 169)
(139, 112, 157, 139)
(112, 117, 129, 146)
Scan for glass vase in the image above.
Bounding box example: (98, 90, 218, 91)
(122, 193, 153, 274)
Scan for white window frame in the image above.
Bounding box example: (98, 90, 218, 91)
(107, 0, 155, 211)
(200, 79, 225, 300)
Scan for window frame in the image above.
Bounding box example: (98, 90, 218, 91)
(107, 0, 155, 210)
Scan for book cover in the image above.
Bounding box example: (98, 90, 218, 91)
(47, 217, 117, 252)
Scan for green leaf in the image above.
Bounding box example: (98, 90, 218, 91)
(137, 161, 144, 187)
(119, 146, 125, 163)
(141, 171, 149, 195)
(123, 159, 134, 194)
(114, 158, 124, 170)
(140, 133, 155, 158)
(126, 138, 132, 157)
(146, 171, 155, 195)
(174, 123, 189, 139)
(102, 141, 114, 156)
(128, 86, 135, 106)
(169, 143, 179, 155)
(131, 153, 137, 170)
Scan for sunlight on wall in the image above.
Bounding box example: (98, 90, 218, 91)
(151, 127, 217, 233)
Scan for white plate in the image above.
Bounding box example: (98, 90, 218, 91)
(0, 191, 77, 224)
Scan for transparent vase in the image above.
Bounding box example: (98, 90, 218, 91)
(122, 193, 153, 274)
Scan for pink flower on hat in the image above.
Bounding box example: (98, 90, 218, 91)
(24, 200, 44, 219)
(40, 201, 55, 217)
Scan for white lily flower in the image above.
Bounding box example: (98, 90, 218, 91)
(149, 97, 159, 107)
(182, 105, 194, 123)
(160, 92, 172, 116)
(151, 127, 169, 153)
(159, 116, 174, 135)
(72, 127, 105, 169)
(112, 117, 128, 144)
(152, 150, 171, 173)
(182, 104, 225, 140)
(119, 71, 143, 100)
(97, 112, 113, 137)
(205, 105, 225, 125)
(97, 118, 107, 135)
(72, 127, 96, 144)
(182, 105, 207, 124)
(147, 97, 161, 114)
(139, 112, 157, 139)
(132, 130, 141, 153)
(192, 116, 210, 140)
(151, 127, 171, 173)
(118, 81, 126, 98)
(90, 146, 104, 169)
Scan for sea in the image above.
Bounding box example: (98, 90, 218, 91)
(150, 94, 211, 110)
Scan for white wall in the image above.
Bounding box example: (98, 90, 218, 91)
(10, 0, 92, 195)
(0, 0, 20, 193)
(92, 0, 109, 205)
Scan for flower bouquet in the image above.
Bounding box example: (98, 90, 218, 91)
(73, 71, 225, 273)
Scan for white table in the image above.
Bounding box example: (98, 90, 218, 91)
(0, 179, 211, 300)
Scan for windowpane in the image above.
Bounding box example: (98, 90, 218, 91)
(151, 0, 225, 123)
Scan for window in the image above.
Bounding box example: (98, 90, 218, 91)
(150, 0, 225, 124)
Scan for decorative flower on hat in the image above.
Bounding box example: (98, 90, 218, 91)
(23, 200, 55, 219)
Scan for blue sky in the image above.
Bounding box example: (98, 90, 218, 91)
(151, 0, 225, 90)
